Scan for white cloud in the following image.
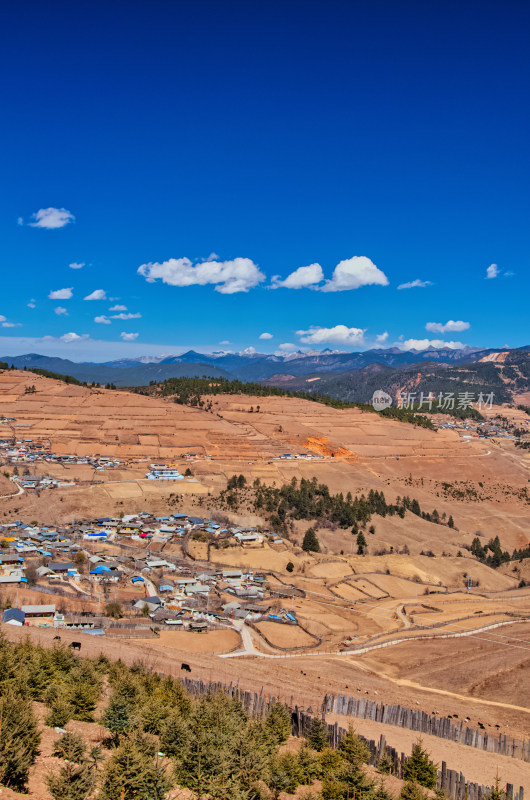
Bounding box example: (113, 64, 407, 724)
(94, 315, 111, 324)
(28, 208, 75, 229)
(120, 332, 139, 341)
(2, 322, 21, 328)
(84, 289, 107, 301)
(48, 287, 73, 300)
(60, 332, 89, 343)
(69, 262, 85, 270)
(276, 343, 299, 352)
(272, 263, 324, 289)
(27, 299, 36, 309)
(399, 338, 465, 351)
(110, 312, 141, 320)
(219, 340, 231, 346)
(0, 316, 6, 322)
(486, 263, 499, 279)
(17, 217, 23, 226)
(54, 307, 69, 316)
(259, 332, 273, 340)
(320, 257, 388, 292)
(397, 279, 433, 290)
(425, 320, 470, 334)
(375, 331, 389, 344)
(296, 325, 366, 347)
(206, 252, 220, 261)
(138, 256, 265, 294)
(109, 304, 127, 311)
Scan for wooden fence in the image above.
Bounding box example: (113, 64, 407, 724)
(176, 677, 525, 800)
(323, 693, 530, 762)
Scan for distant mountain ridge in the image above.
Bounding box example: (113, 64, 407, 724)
(1, 346, 528, 394)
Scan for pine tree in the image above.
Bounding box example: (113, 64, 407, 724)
(341, 760, 375, 798)
(99, 736, 173, 800)
(399, 780, 429, 800)
(46, 760, 95, 800)
(302, 528, 320, 553)
(159, 712, 191, 759)
(338, 725, 370, 766)
(0, 692, 41, 791)
(53, 730, 86, 762)
(401, 740, 438, 789)
(307, 717, 329, 751)
(265, 703, 292, 745)
(46, 695, 73, 728)
(297, 742, 321, 783)
(103, 695, 136, 744)
(377, 753, 393, 774)
(374, 779, 395, 800)
(488, 774, 508, 800)
(357, 531, 367, 554)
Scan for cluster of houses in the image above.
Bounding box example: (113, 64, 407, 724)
(432, 416, 528, 441)
(0, 434, 127, 470)
(274, 451, 323, 460)
(0, 508, 299, 636)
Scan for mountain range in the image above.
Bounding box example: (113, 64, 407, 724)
(1, 346, 529, 403)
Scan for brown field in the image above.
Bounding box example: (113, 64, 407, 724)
(1, 369, 530, 757)
(255, 620, 320, 649)
(154, 628, 241, 653)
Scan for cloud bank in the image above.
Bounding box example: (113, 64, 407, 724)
(138, 257, 265, 294)
(296, 324, 366, 346)
(425, 320, 470, 334)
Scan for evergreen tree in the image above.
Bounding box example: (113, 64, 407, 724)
(265, 702, 292, 744)
(46, 760, 95, 800)
(374, 779, 395, 800)
(159, 712, 191, 759)
(377, 753, 393, 774)
(488, 775, 508, 800)
(99, 736, 172, 800)
(46, 695, 73, 728)
(53, 730, 86, 762)
(338, 725, 370, 766)
(401, 740, 438, 789)
(302, 528, 320, 553)
(68, 679, 100, 721)
(399, 781, 429, 800)
(297, 742, 321, 783)
(307, 717, 329, 751)
(447, 515, 455, 529)
(103, 695, 136, 743)
(356, 531, 367, 555)
(0, 692, 41, 791)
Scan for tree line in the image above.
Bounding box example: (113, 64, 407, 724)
(0, 634, 477, 800)
(243, 477, 452, 534)
(133, 376, 435, 428)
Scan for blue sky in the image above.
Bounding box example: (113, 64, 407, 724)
(1, 0, 528, 361)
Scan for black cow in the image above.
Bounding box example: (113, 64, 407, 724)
(53, 635, 61, 640)
(70, 641, 82, 651)
(181, 663, 191, 672)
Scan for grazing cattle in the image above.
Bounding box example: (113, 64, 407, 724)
(180, 663, 191, 672)
(53, 635, 61, 640)
(70, 641, 81, 651)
